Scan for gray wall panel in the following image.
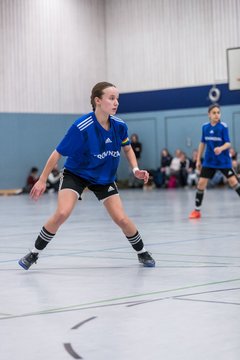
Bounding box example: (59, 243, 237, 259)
(165, 114, 207, 155)
(232, 112, 240, 152)
(0, 0, 106, 113)
(1, 104, 240, 188)
(0, 113, 79, 188)
(106, 0, 240, 92)
(0, 0, 239, 112)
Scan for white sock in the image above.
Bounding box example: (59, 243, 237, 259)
(31, 247, 42, 254)
(137, 247, 146, 254)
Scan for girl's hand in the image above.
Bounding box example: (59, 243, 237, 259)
(214, 147, 222, 155)
(30, 179, 47, 201)
(134, 169, 149, 184)
(196, 161, 202, 171)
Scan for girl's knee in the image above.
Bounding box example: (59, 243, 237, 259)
(54, 209, 72, 224)
(198, 178, 208, 189)
(228, 176, 238, 188)
(114, 215, 130, 228)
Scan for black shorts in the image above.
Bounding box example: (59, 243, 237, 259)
(59, 169, 119, 201)
(200, 167, 236, 179)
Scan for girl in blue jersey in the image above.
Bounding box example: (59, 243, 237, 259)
(189, 104, 240, 219)
(19, 82, 155, 269)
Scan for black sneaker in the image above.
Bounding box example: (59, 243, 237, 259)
(138, 251, 155, 267)
(18, 252, 39, 270)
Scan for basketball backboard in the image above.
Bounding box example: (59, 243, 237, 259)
(226, 47, 240, 90)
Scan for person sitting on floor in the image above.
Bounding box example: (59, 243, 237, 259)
(47, 164, 61, 192)
(22, 167, 39, 193)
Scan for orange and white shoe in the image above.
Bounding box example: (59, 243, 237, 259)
(189, 210, 201, 219)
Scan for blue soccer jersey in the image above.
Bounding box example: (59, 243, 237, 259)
(56, 112, 130, 184)
(201, 121, 232, 168)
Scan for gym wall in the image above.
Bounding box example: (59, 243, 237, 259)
(0, 0, 239, 187)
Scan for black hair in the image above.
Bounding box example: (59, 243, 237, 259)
(31, 167, 38, 173)
(208, 103, 220, 113)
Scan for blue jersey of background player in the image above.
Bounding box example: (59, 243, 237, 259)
(56, 112, 130, 185)
(18, 81, 155, 270)
(201, 119, 231, 168)
(189, 103, 240, 219)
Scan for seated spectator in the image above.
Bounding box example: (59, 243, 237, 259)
(207, 170, 225, 188)
(228, 147, 240, 180)
(47, 165, 61, 192)
(22, 167, 39, 193)
(168, 149, 182, 187)
(160, 148, 172, 187)
(151, 148, 173, 188)
(179, 152, 190, 187)
(229, 147, 238, 172)
(187, 149, 200, 187)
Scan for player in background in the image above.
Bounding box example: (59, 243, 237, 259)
(19, 82, 155, 269)
(189, 103, 240, 219)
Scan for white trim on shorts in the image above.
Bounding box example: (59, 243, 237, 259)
(101, 193, 120, 204)
(59, 188, 80, 199)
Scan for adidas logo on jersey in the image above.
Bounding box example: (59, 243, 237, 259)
(108, 186, 115, 192)
(210, 130, 214, 134)
(228, 170, 233, 176)
(105, 138, 112, 143)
